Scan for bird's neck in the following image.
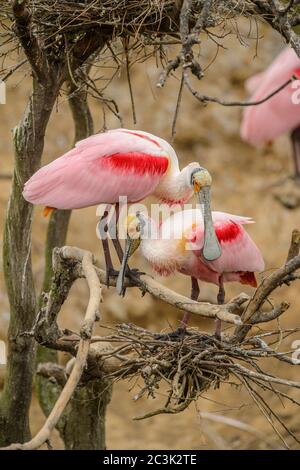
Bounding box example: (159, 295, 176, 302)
(153, 167, 193, 206)
(140, 220, 178, 276)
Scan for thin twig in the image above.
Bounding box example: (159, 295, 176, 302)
(198, 411, 280, 449)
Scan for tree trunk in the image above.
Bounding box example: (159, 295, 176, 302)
(38, 373, 112, 450)
(0, 77, 62, 445)
(60, 378, 112, 450)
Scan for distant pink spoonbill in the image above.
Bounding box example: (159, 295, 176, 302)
(23, 129, 221, 279)
(241, 47, 300, 178)
(117, 210, 264, 338)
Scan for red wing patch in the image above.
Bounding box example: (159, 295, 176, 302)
(293, 67, 300, 79)
(101, 152, 169, 176)
(215, 221, 241, 243)
(240, 272, 257, 287)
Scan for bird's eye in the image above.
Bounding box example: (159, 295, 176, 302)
(190, 168, 202, 185)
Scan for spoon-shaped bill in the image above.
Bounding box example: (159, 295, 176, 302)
(116, 236, 139, 295)
(198, 185, 222, 261)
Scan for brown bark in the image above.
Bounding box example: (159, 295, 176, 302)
(0, 77, 63, 445)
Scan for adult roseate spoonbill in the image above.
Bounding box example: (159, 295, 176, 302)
(23, 129, 221, 279)
(117, 210, 264, 338)
(241, 47, 300, 178)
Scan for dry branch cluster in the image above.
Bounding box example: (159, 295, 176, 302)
(84, 322, 300, 437)
(4, 229, 299, 449)
(2, 0, 300, 122)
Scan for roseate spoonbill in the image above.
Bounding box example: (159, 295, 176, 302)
(117, 210, 264, 339)
(22, 129, 221, 280)
(241, 47, 300, 179)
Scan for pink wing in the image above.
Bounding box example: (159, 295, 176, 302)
(241, 48, 300, 145)
(23, 129, 170, 209)
(188, 212, 265, 274)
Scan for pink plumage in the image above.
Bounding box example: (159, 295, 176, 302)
(23, 129, 180, 209)
(185, 212, 264, 286)
(140, 210, 264, 288)
(241, 48, 300, 145)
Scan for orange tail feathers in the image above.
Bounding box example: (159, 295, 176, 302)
(43, 206, 55, 217)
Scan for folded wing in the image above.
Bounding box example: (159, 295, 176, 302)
(23, 129, 170, 209)
(188, 212, 265, 274)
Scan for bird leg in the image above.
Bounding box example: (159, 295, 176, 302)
(111, 204, 144, 286)
(110, 202, 124, 263)
(98, 206, 118, 287)
(291, 127, 300, 180)
(191, 276, 200, 301)
(155, 277, 199, 341)
(215, 274, 225, 340)
(180, 277, 200, 329)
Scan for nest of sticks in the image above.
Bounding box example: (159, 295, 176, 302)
(88, 322, 300, 441)
(1, 1, 177, 47)
(1, 1, 240, 39)
(0, 1, 259, 67)
(97, 324, 230, 408)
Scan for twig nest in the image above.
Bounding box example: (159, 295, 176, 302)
(102, 324, 232, 413)
(96, 323, 300, 428)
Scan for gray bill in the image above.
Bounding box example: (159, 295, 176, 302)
(198, 185, 222, 261)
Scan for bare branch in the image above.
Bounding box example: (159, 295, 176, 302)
(11, 0, 46, 81)
(1, 58, 27, 82)
(37, 363, 67, 388)
(183, 73, 294, 107)
(230, 363, 300, 390)
(286, 229, 300, 262)
(251, 302, 290, 324)
(198, 411, 280, 449)
(232, 233, 300, 343)
(50, 246, 243, 326)
(0, 173, 12, 180)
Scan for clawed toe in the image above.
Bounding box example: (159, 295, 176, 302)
(127, 268, 145, 278)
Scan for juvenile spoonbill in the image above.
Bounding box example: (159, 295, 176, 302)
(241, 47, 300, 178)
(117, 210, 264, 338)
(23, 129, 221, 279)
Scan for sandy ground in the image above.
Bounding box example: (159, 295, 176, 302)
(1, 23, 300, 449)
